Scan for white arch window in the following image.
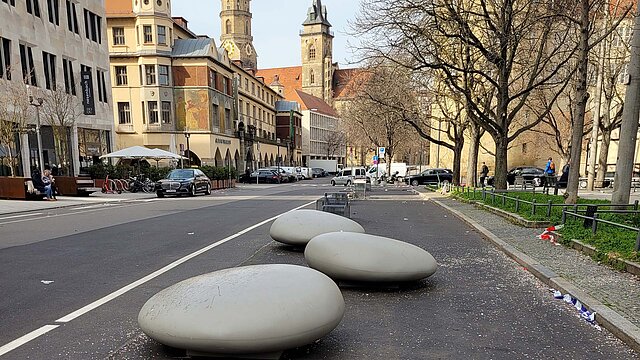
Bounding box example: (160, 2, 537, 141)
(309, 44, 316, 60)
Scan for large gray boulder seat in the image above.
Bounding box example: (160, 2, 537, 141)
(138, 264, 345, 358)
(270, 209, 365, 246)
(305, 232, 438, 282)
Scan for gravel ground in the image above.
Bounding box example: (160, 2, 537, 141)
(437, 196, 640, 331)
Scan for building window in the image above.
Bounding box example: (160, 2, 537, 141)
(62, 58, 76, 95)
(309, 45, 316, 60)
(112, 27, 125, 45)
(2, 1, 16, 6)
(0, 37, 10, 80)
(158, 65, 169, 85)
(96, 69, 107, 103)
(42, 51, 56, 90)
(251, 82, 255, 95)
(209, 69, 217, 88)
(118, 102, 131, 124)
(143, 25, 153, 43)
(157, 25, 166, 44)
(141, 101, 146, 123)
(19, 44, 37, 86)
(245, 20, 249, 35)
(84, 9, 102, 43)
(244, 78, 248, 90)
(47, 0, 59, 25)
(115, 66, 127, 86)
(26, 0, 41, 17)
(225, 19, 231, 34)
(212, 103, 219, 127)
(145, 64, 156, 85)
(148, 101, 158, 124)
(65, 0, 79, 34)
(222, 77, 227, 94)
(161, 101, 171, 124)
(310, 69, 315, 84)
(225, 108, 231, 130)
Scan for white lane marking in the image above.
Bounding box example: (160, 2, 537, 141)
(0, 325, 59, 357)
(0, 203, 142, 226)
(55, 201, 314, 324)
(0, 213, 43, 221)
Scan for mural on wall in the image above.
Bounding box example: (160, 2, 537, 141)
(175, 89, 210, 131)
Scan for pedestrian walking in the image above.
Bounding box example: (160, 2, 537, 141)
(545, 157, 556, 176)
(479, 162, 489, 187)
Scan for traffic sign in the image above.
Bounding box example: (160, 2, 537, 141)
(378, 147, 386, 158)
(373, 155, 379, 161)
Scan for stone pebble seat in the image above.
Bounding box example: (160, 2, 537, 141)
(305, 232, 438, 282)
(138, 264, 345, 358)
(270, 209, 365, 246)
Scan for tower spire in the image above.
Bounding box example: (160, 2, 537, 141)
(303, 0, 331, 27)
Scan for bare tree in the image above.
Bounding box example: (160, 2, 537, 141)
(0, 78, 32, 176)
(40, 85, 82, 176)
(353, 0, 581, 189)
(323, 129, 345, 160)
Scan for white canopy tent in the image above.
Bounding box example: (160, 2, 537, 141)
(100, 146, 186, 160)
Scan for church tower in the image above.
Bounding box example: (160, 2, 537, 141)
(220, 0, 257, 70)
(300, 0, 334, 105)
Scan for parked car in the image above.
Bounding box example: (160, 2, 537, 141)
(579, 172, 615, 189)
(486, 167, 547, 187)
(249, 169, 282, 183)
(331, 167, 367, 186)
(312, 167, 328, 178)
(266, 167, 291, 183)
(404, 168, 453, 186)
(155, 169, 211, 198)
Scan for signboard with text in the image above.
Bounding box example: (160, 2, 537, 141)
(81, 70, 96, 115)
(378, 147, 386, 158)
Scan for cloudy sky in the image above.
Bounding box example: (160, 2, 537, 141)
(171, 0, 361, 69)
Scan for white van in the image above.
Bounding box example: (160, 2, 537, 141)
(331, 167, 367, 186)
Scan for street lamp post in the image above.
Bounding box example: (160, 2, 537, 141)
(184, 132, 191, 168)
(29, 94, 44, 175)
(277, 138, 281, 184)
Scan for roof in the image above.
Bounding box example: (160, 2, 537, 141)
(172, 38, 218, 58)
(105, 0, 134, 16)
(295, 90, 338, 117)
(276, 101, 302, 113)
(333, 68, 366, 99)
(303, 0, 331, 27)
(255, 66, 303, 101)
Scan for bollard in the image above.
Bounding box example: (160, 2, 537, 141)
(515, 197, 520, 212)
(635, 231, 640, 252)
(592, 213, 598, 234)
(547, 200, 553, 217)
(531, 199, 537, 216)
(635, 200, 639, 211)
(561, 209, 566, 224)
(502, 194, 506, 206)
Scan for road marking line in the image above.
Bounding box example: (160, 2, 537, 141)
(0, 213, 43, 221)
(0, 325, 59, 357)
(0, 200, 315, 358)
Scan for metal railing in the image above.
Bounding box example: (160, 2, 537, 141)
(453, 186, 640, 218)
(562, 209, 640, 252)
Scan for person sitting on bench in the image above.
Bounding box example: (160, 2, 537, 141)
(42, 169, 57, 201)
(31, 169, 46, 197)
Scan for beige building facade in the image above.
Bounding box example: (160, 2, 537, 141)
(106, 0, 285, 171)
(0, 0, 114, 176)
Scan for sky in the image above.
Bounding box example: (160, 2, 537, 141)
(171, 0, 361, 69)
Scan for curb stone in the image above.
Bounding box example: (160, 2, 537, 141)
(431, 197, 640, 353)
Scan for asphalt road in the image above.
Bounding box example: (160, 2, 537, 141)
(0, 181, 637, 359)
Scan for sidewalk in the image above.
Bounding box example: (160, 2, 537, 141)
(0, 192, 156, 215)
(427, 191, 640, 351)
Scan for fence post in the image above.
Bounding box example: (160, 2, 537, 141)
(561, 209, 566, 224)
(531, 199, 537, 216)
(635, 200, 639, 211)
(482, 188, 487, 201)
(515, 197, 520, 212)
(592, 213, 598, 235)
(502, 193, 506, 206)
(547, 200, 552, 217)
(635, 231, 640, 252)
(491, 189, 495, 205)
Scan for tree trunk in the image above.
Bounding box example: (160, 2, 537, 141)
(596, 129, 611, 187)
(493, 136, 508, 190)
(452, 137, 464, 186)
(565, 0, 590, 205)
(466, 125, 481, 187)
(612, 10, 640, 205)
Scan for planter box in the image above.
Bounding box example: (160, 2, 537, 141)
(0, 177, 28, 199)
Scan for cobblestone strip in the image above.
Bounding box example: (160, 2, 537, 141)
(433, 196, 640, 351)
